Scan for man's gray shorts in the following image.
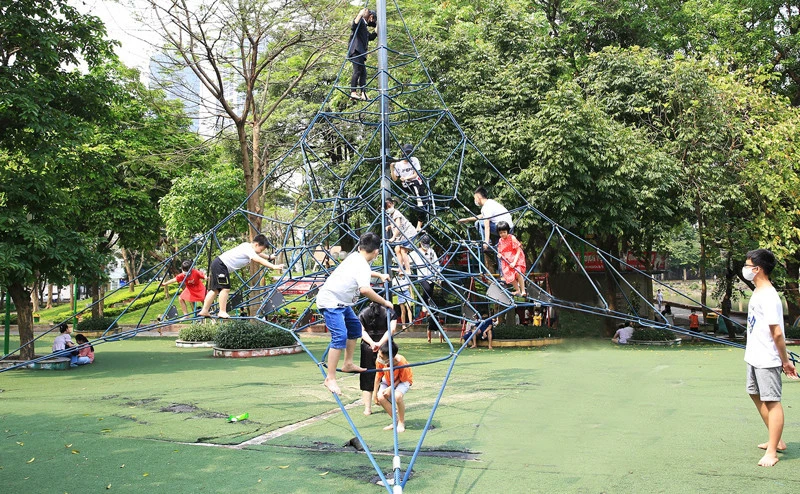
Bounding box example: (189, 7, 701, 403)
(746, 364, 782, 401)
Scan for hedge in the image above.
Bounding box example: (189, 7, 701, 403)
(179, 323, 218, 342)
(76, 317, 119, 333)
(786, 326, 800, 339)
(492, 324, 554, 339)
(214, 320, 296, 349)
(631, 327, 676, 341)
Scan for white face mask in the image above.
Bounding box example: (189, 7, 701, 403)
(742, 265, 757, 281)
(386, 207, 394, 214)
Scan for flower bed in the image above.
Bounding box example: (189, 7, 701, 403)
(212, 320, 299, 358)
(176, 323, 218, 348)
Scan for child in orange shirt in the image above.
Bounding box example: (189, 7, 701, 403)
(689, 309, 700, 332)
(373, 341, 413, 432)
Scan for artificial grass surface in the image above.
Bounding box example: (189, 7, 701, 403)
(1, 337, 799, 493)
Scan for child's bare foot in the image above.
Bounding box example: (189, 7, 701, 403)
(341, 363, 365, 373)
(363, 408, 372, 416)
(758, 441, 787, 451)
(323, 377, 342, 396)
(397, 422, 405, 432)
(383, 424, 394, 430)
(488, 346, 493, 350)
(217, 311, 230, 319)
(198, 311, 211, 317)
(758, 454, 779, 467)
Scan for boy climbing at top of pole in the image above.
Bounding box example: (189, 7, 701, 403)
(315, 232, 393, 396)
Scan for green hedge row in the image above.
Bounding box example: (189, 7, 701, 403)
(75, 317, 119, 333)
(492, 324, 554, 339)
(179, 323, 218, 342)
(214, 320, 296, 349)
(631, 328, 676, 341)
(786, 326, 800, 339)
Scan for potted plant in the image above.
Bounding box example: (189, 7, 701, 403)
(213, 320, 301, 358)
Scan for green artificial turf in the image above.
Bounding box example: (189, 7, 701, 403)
(1, 337, 798, 493)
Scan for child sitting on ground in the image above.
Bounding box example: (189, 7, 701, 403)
(497, 221, 526, 297)
(316, 232, 393, 396)
(373, 341, 413, 433)
(74, 333, 94, 365)
(462, 313, 494, 349)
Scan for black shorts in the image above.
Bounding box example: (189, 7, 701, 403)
(208, 257, 231, 292)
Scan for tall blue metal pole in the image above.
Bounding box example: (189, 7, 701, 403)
(375, 2, 404, 492)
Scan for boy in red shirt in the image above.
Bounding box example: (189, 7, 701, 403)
(688, 309, 700, 332)
(373, 341, 413, 433)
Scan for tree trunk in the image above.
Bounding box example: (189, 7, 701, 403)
(46, 284, 53, 309)
(120, 247, 138, 292)
(784, 259, 800, 324)
(90, 283, 104, 319)
(695, 202, 708, 315)
(9, 282, 34, 360)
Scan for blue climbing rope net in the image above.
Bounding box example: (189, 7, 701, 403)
(2, 1, 797, 491)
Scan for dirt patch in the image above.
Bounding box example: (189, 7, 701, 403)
(116, 415, 149, 425)
(160, 403, 199, 413)
(101, 395, 119, 400)
(124, 398, 158, 407)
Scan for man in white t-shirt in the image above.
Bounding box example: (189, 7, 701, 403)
(742, 248, 798, 467)
(612, 323, 634, 344)
(198, 234, 285, 319)
(316, 232, 393, 396)
(457, 186, 513, 272)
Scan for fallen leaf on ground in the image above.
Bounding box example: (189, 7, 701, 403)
(71, 450, 79, 454)
(319, 471, 329, 476)
(16, 442, 23, 446)
(278, 465, 289, 469)
(26, 458, 35, 463)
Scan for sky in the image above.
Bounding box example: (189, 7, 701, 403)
(71, 0, 158, 76)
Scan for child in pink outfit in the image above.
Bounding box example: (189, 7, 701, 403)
(497, 221, 526, 297)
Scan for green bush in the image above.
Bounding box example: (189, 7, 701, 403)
(786, 326, 800, 339)
(76, 317, 119, 333)
(214, 320, 296, 349)
(493, 324, 553, 339)
(178, 323, 218, 342)
(631, 327, 676, 341)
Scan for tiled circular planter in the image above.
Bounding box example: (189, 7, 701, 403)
(476, 337, 564, 348)
(0, 357, 71, 370)
(213, 344, 302, 358)
(627, 339, 682, 346)
(175, 340, 215, 348)
(786, 339, 800, 345)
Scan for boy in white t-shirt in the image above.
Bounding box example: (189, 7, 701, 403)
(316, 232, 392, 396)
(742, 248, 798, 467)
(198, 234, 285, 319)
(457, 186, 513, 272)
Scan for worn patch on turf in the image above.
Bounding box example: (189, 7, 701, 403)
(160, 403, 199, 413)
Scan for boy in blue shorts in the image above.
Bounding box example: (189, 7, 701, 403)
(316, 232, 393, 396)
